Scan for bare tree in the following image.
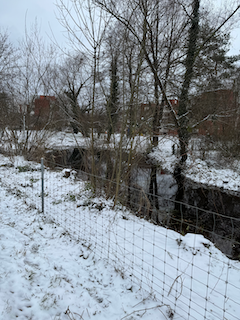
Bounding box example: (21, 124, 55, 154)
(0, 29, 17, 90)
(0, 30, 19, 133)
(56, 0, 110, 186)
(6, 21, 58, 156)
(96, 0, 240, 214)
(102, 28, 121, 142)
(95, 0, 193, 217)
(57, 53, 91, 135)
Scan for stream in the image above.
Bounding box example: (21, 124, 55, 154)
(44, 146, 240, 260)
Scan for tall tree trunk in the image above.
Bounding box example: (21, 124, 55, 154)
(174, 0, 200, 212)
(91, 46, 97, 190)
(148, 2, 161, 219)
(149, 74, 160, 220)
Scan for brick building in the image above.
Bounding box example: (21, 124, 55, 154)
(34, 95, 56, 117)
(191, 89, 237, 136)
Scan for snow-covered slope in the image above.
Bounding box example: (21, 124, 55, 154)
(148, 135, 240, 192)
(1, 130, 240, 192)
(0, 154, 239, 319)
(46, 132, 240, 192)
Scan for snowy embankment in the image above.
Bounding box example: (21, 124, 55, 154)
(0, 196, 163, 320)
(0, 154, 239, 319)
(2, 130, 240, 192)
(0, 155, 165, 320)
(47, 131, 240, 192)
(147, 135, 240, 192)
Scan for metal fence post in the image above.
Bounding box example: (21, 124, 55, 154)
(41, 158, 44, 213)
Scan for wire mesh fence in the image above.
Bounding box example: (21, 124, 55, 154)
(1, 154, 239, 320)
(34, 158, 240, 320)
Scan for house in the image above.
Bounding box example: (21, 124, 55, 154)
(34, 95, 56, 117)
(33, 95, 61, 130)
(191, 89, 237, 136)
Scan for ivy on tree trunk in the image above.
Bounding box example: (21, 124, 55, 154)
(174, 0, 200, 212)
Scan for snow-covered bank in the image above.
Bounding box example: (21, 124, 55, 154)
(46, 132, 240, 193)
(1, 130, 240, 193)
(0, 189, 163, 319)
(147, 135, 240, 192)
(0, 154, 239, 319)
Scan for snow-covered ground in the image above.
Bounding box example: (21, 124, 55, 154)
(46, 131, 240, 192)
(146, 135, 240, 193)
(2, 130, 240, 192)
(0, 154, 240, 319)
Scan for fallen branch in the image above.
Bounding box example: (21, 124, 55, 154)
(120, 304, 171, 320)
(65, 306, 85, 320)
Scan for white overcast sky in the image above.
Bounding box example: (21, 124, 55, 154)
(0, 0, 240, 55)
(0, 0, 64, 45)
